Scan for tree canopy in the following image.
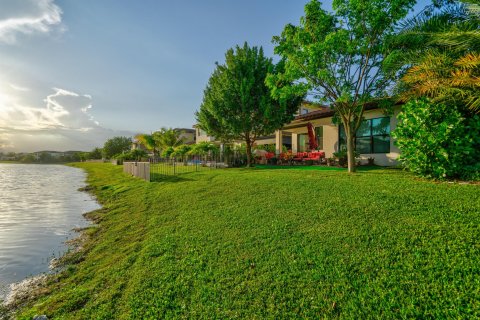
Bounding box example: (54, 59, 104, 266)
(196, 42, 303, 166)
(268, 0, 416, 172)
(89, 147, 103, 160)
(102, 136, 132, 159)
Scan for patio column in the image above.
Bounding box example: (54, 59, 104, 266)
(292, 133, 298, 153)
(275, 130, 283, 155)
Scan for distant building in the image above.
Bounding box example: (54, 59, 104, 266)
(131, 139, 148, 151)
(175, 128, 196, 145)
(193, 125, 216, 144)
(193, 101, 323, 149)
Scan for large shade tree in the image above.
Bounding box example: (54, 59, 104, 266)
(196, 42, 303, 167)
(268, 0, 416, 172)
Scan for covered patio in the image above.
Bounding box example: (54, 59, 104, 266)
(274, 108, 339, 158)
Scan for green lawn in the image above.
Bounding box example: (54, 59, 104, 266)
(18, 163, 479, 319)
(254, 164, 347, 171)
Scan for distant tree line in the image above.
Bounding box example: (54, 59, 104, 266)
(0, 151, 83, 163)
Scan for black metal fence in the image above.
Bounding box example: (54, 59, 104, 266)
(149, 153, 246, 181)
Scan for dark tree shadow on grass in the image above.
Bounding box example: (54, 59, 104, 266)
(253, 165, 346, 171)
(150, 173, 195, 183)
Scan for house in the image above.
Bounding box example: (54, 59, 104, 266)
(273, 103, 402, 166)
(193, 101, 401, 166)
(194, 102, 323, 149)
(131, 139, 148, 151)
(193, 125, 216, 144)
(255, 102, 324, 150)
(175, 128, 196, 145)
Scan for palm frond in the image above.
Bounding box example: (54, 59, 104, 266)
(465, 93, 480, 110)
(454, 52, 480, 68)
(397, 2, 466, 33)
(432, 30, 480, 51)
(464, 0, 480, 18)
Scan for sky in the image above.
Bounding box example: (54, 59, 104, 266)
(0, 0, 429, 152)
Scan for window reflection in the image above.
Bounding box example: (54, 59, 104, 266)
(338, 117, 391, 153)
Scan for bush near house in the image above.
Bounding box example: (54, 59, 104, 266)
(115, 149, 148, 162)
(393, 99, 480, 180)
(161, 147, 175, 158)
(171, 144, 192, 158)
(188, 142, 219, 156)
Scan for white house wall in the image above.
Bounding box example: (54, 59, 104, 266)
(356, 107, 401, 166)
(276, 106, 402, 166)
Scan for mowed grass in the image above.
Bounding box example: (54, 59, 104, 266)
(18, 163, 479, 319)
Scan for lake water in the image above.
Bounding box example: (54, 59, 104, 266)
(0, 164, 100, 300)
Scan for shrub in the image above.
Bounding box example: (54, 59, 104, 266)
(333, 150, 360, 167)
(189, 142, 219, 156)
(223, 144, 247, 167)
(162, 147, 175, 158)
(254, 144, 288, 154)
(115, 149, 148, 161)
(392, 99, 480, 180)
(171, 144, 192, 158)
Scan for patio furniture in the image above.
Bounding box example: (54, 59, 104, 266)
(292, 152, 308, 163)
(304, 151, 326, 164)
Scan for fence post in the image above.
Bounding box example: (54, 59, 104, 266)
(173, 158, 176, 175)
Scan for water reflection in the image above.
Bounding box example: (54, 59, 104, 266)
(0, 164, 100, 299)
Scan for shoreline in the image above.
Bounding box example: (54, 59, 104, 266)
(1, 166, 101, 318)
(2, 219, 99, 319)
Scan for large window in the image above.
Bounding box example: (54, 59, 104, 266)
(315, 126, 324, 150)
(297, 134, 308, 152)
(339, 117, 390, 153)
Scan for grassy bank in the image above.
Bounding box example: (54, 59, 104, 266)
(18, 163, 479, 319)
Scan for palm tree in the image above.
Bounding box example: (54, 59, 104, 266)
(389, 0, 480, 111)
(152, 128, 185, 152)
(134, 133, 157, 156)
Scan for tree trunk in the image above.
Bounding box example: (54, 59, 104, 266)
(346, 130, 356, 173)
(245, 139, 253, 167)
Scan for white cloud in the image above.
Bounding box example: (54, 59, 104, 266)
(44, 87, 97, 130)
(0, 87, 134, 152)
(9, 83, 30, 92)
(0, 87, 94, 131)
(0, 0, 62, 44)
